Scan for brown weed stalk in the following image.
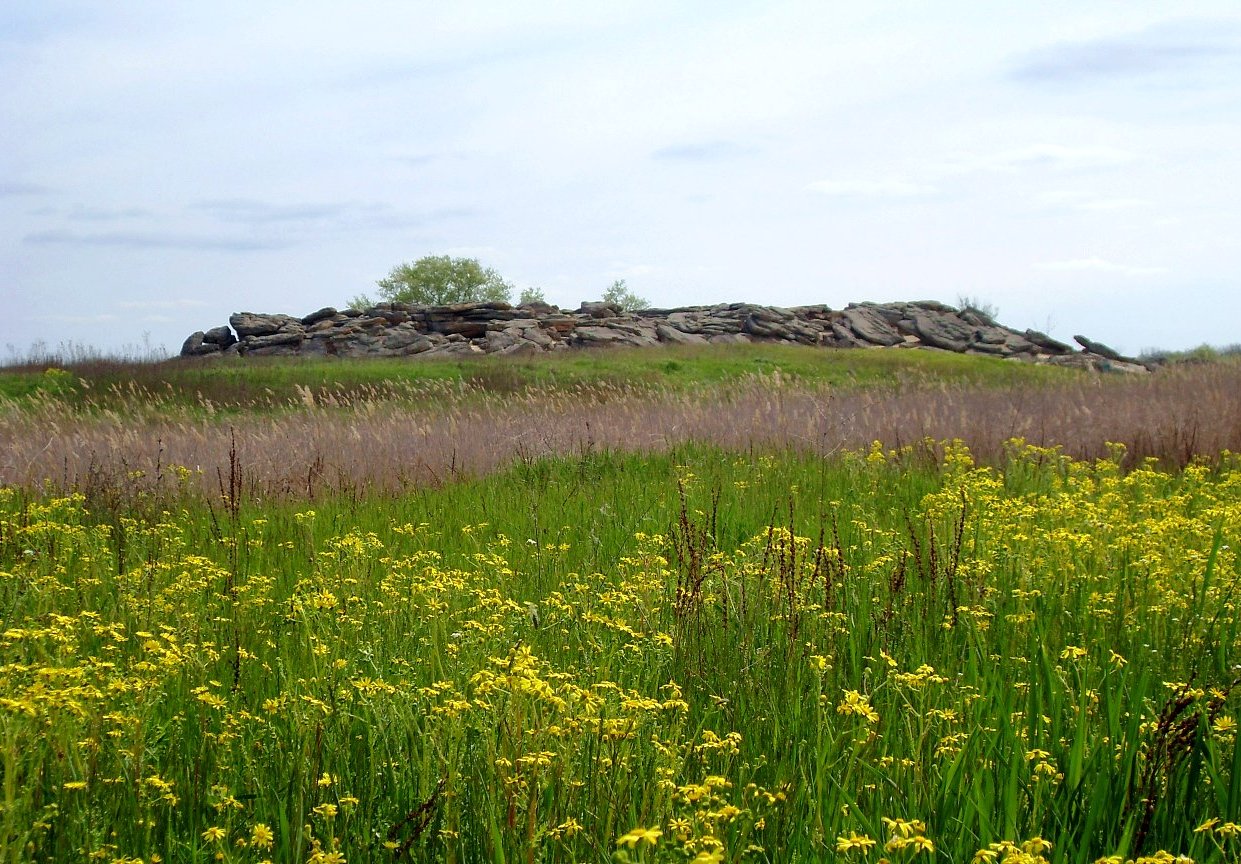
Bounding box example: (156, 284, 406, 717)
(3, 364, 1241, 499)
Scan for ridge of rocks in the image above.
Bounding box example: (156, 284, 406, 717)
(180, 300, 1149, 373)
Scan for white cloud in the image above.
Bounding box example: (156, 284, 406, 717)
(441, 245, 503, 260)
(0, 181, 53, 197)
(617, 264, 658, 278)
(1010, 18, 1241, 85)
(1034, 257, 1166, 276)
(806, 178, 938, 198)
(948, 144, 1138, 174)
(116, 299, 209, 310)
(35, 313, 122, 324)
(1068, 198, 1150, 212)
(25, 229, 292, 252)
(1034, 190, 1151, 211)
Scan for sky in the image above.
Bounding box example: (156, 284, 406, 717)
(3, 1, 1240, 359)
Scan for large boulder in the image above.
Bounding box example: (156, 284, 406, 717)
(572, 326, 628, 345)
(1074, 335, 1128, 362)
(242, 331, 304, 352)
(180, 331, 219, 357)
(203, 326, 237, 348)
(655, 324, 708, 345)
(910, 310, 974, 352)
(578, 301, 622, 319)
(300, 307, 338, 327)
(230, 312, 301, 338)
(1023, 329, 1074, 354)
(843, 306, 903, 346)
(382, 326, 428, 351)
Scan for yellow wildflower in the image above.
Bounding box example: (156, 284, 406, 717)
(617, 827, 662, 848)
(837, 833, 878, 853)
(250, 823, 274, 850)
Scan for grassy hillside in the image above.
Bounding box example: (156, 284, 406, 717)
(0, 344, 1074, 413)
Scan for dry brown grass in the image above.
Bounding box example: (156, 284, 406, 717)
(3, 364, 1238, 499)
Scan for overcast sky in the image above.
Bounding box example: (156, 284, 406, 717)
(3, 2, 1240, 358)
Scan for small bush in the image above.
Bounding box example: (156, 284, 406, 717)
(602, 279, 648, 311)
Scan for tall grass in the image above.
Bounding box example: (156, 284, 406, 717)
(0, 344, 1072, 409)
(1, 443, 1238, 862)
(2, 363, 1240, 498)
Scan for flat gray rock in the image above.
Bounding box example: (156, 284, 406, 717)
(843, 306, 903, 346)
(656, 323, 707, 345)
(230, 312, 300, 338)
(911, 311, 973, 352)
(1074, 335, 1127, 362)
(243, 331, 304, 351)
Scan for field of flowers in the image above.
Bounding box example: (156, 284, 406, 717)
(1, 437, 1239, 863)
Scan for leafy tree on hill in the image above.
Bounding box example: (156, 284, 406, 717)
(350, 255, 513, 309)
(602, 279, 648, 311)
(518, 286, 547, 305)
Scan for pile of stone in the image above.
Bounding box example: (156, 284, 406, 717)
(180, 300, 1149, 373)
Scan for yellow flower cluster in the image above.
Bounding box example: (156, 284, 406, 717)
(2, 440, 1239, 861)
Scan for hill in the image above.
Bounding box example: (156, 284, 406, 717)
(181, 298, 1150, 374)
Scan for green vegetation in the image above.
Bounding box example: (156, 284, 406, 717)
(955, 295, 999, 324)
(2, 442, 1239, 862)
(3, 346, 1241, 862)
(1140, 344, 1241, 366)
(0, 344, 1073, 414)
(350, 255, 515, 310)
(602, 278, 649, 311)
(519, 286, 548, 305)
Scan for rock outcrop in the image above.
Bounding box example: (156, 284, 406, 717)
(180, 300, 1150, 373)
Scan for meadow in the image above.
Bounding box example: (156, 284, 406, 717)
(1, 346, 1239, 863)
